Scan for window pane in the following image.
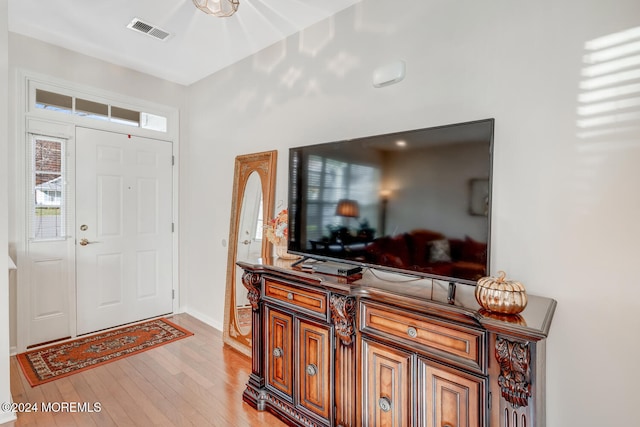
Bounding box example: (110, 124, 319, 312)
(112, 106, 140, 125)
(35, 89, 72, 113)
(76, 98, 108, 117)
(32, 137, 65, 240)
(255, 194, 264, 240)
(32, 88, 168, 133)
(141, 112, 168, 132)
(34, 139, 62, 172)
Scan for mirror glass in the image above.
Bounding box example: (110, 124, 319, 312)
(234, 171, 262, 336)
(223, 151, 277, 356)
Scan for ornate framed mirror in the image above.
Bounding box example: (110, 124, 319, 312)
(222, 150, 277, 356)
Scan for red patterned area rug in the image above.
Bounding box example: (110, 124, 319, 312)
(17, 317, 193, 387)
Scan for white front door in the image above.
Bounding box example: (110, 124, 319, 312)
(75, 127, 173, 335)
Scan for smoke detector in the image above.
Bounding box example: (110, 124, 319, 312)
(126, 18, 171, 41)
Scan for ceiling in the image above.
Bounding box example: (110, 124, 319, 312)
(8, 0, 360, 86)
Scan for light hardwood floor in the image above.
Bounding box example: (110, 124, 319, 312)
(7, 314, 287, 427)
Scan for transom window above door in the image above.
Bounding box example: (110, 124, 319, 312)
(34, 89, 168, 132)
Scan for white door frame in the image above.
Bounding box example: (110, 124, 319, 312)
(15, 73, 180, 353)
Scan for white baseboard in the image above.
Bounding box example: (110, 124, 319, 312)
(9, 346, 16, 357)
(183, 307, 223, 332)
(0, 410, 17, 425)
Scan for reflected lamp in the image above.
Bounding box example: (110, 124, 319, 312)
(335, 199, 360, 218)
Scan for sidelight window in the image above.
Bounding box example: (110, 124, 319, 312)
(30, 135, 67, 241)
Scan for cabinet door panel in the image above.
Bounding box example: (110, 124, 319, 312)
(298, 320, 331, 420)
(362, 338, 411, 427)
(419, 359, 482, 427)
(266, 308, 293, 397)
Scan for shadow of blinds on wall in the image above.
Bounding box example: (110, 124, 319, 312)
(577, 26, 640, 141)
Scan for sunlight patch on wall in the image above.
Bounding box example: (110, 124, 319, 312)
(253, 41, 287, 74)
(571, 27, 640, 233)
(326, 51, 360, 78)
(353, 2, 396, 35)
(299, 18, 335, 57)
(232, 89, 258, 112)
(577, 26, 640, 140)
(303, 79, 322, 96)
(279, 66, 303, 89)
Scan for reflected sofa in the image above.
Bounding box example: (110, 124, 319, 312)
(364, 229, 487, 281)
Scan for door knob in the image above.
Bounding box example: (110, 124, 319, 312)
(242, 240, 251, 245)
(79, 238, 93, 246)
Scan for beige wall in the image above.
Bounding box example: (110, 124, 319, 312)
(183, 1, 640, 426)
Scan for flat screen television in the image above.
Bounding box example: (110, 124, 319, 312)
(287, 118, 494, 285)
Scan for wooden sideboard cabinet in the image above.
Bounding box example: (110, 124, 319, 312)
(360, 299, 486, 426)
(263, 278, 333, 422)
(239, 260, 556, 427)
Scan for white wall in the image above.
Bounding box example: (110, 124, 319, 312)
(184, 1, 640, 426)
(0, 0, 13, 422)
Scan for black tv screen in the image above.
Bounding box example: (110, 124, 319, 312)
(288, 118, 494, 284)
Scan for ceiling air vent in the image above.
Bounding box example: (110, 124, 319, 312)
(127, 18, 171, 41)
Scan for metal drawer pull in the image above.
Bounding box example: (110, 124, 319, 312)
(287, 292, 294, 300)
(378, 397, 392, 412)
(407, 326, 418, 338)
(272, 347, 283, 358)
(306, 364, 318, 376)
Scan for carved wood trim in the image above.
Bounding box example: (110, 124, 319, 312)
(495, 336, 531, 408)
(330, 294, 356, 346)
(335, 340, 356, 427)
(242, 271, 262, 310)
(267, 393, 321, 427)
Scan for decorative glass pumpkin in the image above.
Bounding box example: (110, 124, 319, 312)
(475, 271, 528, 315)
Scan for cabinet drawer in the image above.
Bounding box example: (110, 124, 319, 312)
(361, 301, 485, 372)
(264, 279, 327, 316)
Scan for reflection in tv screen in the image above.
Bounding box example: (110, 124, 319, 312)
(288, 119, 494, 284)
